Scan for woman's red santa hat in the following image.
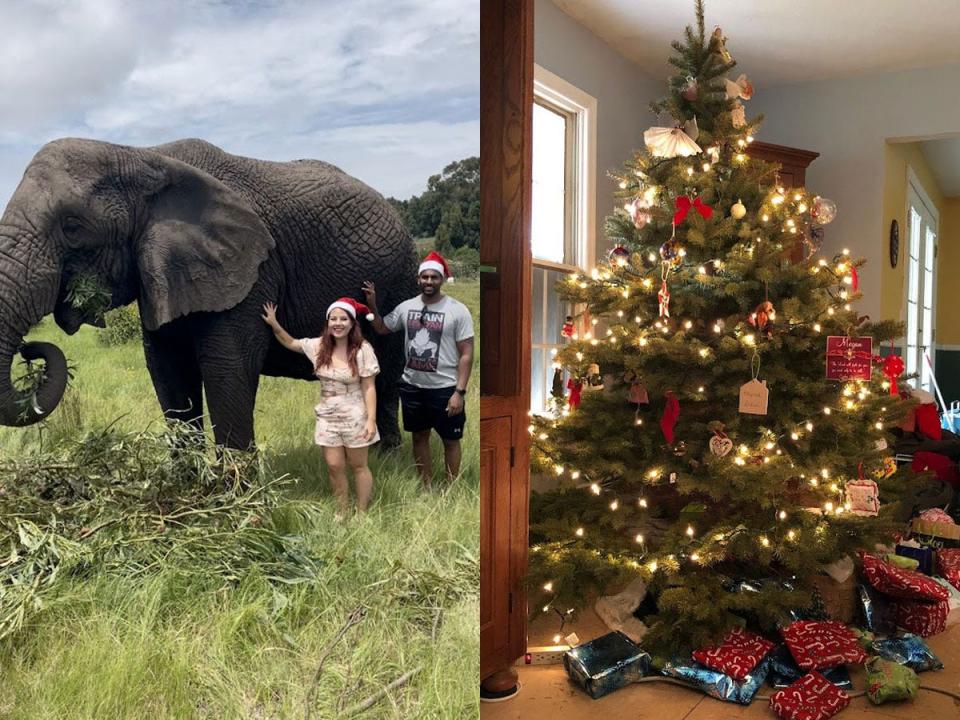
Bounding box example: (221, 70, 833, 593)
(326, 297, 374, 321)
(419, 251, 452, 280)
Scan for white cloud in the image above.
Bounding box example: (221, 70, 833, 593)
(0, 0, 478, 203)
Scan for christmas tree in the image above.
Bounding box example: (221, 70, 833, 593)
(530, 0, 914, 657)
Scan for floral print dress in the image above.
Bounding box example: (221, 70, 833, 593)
(299, 339, 380, 448)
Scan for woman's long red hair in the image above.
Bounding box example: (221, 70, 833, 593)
(315, 316, 363, 376)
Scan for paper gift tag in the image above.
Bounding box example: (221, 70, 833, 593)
(739, 379, 768, 415)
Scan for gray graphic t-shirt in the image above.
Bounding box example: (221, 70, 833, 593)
(383, 295, 474, 388)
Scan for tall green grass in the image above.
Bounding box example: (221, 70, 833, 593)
(0, 282, 479, 719)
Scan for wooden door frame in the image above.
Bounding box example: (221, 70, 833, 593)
(479, 0, 533, 682)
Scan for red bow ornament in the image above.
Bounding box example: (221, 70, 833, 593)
(673, 195, 714, 226)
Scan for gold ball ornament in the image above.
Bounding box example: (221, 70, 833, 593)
(731, 199, 747, 220)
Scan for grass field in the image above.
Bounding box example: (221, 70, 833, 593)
(0, 281, 479, 719)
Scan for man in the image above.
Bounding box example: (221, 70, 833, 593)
(363, 251, 474, 486)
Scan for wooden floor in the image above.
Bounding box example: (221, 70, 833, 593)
(482, 608, 960, 719)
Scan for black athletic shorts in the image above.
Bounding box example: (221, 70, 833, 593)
(398, 382, 466, 440)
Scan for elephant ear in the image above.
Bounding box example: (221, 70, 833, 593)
(136, 154, 274, 331)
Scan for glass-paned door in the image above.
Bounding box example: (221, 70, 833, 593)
(905, 182, 938, 392)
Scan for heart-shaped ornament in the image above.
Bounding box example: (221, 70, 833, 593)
(709, 435, 733, 457)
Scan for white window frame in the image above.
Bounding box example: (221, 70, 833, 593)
(530, 66, 596, 414)
(902, 167, 939, 393)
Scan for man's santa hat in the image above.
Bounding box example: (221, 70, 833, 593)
(326, 297, 374, 321)
(419, 251, 452, 280)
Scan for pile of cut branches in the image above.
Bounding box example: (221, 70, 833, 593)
(0, 423, 322, 640)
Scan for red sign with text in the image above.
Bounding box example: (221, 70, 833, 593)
(826, 336, 873, 381)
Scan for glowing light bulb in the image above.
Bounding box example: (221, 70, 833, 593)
(735, 153, 745, 162)
(762, 214, 769, 222)
(575, 527, 584, 537)
(635, 534, 644, 544)
(771, 194, 784, 206)
(647, 468, 660, 480)
(823, 407, 832, 415)
(590, 483, 601, 495)
(543, 582, 553, 592)
(813, 323, 821, 332)
(760, 536, 770, 547)
(686, 166, 694, 176)
(791, 432, 799, 440)
(779, 510, 787, 520)
(642, 278, 653, 289)
(639, 337, 648, 347)
(648, 560, 658, 572)
(821, 468, 830, 479)
(805, 422, 814, 431)
(635, 417, 643, 426)
(554, 465, 565, 476)
(697, 386, 705, 393)
(798, 202, 807, 213)
(610, 500, 619, 511)
(539, 433, 548, 440)
(828, 307, 835, 315)
(713, 323, 722, 333)
(691, 553, 700, 562)
(824, 502, 834, 513)
(639, 498, 648, 508)
(744, 333, 755, 345)
(686, 526, 695, 538)
(684, 320, 693, 329)
(765, 442, 775, 450)
(747, 135, 754, 143)
(875, 422, 883, 430)
(702, 162, 711, 172)
(571, 471, 580, 480)
(788, 530, 796, 540)
(699, 348, 709, 357)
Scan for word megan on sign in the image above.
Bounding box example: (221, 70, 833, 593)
(825, 336, 873, 381)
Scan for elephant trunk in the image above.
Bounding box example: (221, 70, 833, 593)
(0, 222, 67, 427)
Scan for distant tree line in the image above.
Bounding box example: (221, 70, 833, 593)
(388, 157, 479, 255)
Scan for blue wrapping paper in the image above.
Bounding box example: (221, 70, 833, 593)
(895, 544, 936, 575)
(870, 634, 943, 672)
(859, 584, 895, 633)
(563, 631, 652, 699)
(661, 656, 771, 705)
(766, 645, 853, 689)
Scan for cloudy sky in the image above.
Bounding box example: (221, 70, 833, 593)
(0, 0, 479, 206)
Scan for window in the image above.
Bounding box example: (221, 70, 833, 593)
(904, 172, 938, 393)
(530, 67, 596, 413)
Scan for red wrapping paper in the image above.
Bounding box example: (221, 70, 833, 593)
(860, 553, 950, 602)
(780, 621, 867, 671)
(891, 599, 949, 637)
(937, 549, 960, 591)
(691, 627, 774, 680)
(769, 671, 850, 720)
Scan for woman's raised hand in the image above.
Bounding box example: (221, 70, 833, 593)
(261, 302, 278, 326)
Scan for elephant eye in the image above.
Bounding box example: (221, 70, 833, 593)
(61, 218, 85, 243)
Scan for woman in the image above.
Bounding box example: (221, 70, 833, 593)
(261, 298, 380, 514)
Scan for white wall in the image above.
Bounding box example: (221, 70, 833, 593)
(749, 63, 960, 320)
(535, 0, 663, 256)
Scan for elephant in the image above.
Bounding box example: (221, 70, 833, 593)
(0, 137, 418, 449)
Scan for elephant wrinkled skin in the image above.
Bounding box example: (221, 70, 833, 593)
(0, 138, 418, 448)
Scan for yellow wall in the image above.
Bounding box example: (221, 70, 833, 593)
(940, 198, 960, 345)
(880, 142, 945, 325)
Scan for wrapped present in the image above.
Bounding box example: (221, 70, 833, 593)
(810, 572, 858, 623)
(781, 620, 867, 670)
(895, 543, 935, 575)
(859, 553, 949, 602)
(865, 657, 919, 705)
(691, 627, 774, 680)
(870, 633, 943, 672)
(661, 656, 770, 705)
(563, 631, 651, 699)
(912, 520, 960, 547)
(858, 584, 895, 633)
(936, 548, 960, 590)
(769, 671, 850, 720)
(767, 645, 852, 690)
(891, 598, 949, 637)
(884, 553, 919, 570)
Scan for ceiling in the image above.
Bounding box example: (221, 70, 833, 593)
(551, 0, 960, 88)
(921, 138, 960, 198)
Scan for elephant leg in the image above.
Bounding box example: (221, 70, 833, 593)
(142, 329, 204, 434)
(371, 330, 403, 449)
(194, 321, 268, 451)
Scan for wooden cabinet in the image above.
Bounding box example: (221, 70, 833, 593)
(748, 141, 819, 261)
(480, 0, 533, 690)
(747, 141, 819, 189)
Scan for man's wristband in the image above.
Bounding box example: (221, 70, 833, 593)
(455, 388, 467, 397)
